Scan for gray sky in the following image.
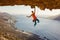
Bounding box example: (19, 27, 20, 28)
(0, 5, 60, 17)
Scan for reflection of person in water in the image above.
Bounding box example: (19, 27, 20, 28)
(27, 8, 39, 26)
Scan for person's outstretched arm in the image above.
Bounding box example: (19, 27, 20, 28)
(26, 14, 32, 18)
(26, 16, 31, 18)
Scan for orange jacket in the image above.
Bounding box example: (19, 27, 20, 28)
(31, 12, 37, 20)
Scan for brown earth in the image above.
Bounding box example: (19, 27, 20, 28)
(0, 0, 60, 10)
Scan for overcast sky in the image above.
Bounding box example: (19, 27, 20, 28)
(0, 5, 60, 17)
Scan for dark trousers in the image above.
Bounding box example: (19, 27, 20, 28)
(33, 19, 39, 26)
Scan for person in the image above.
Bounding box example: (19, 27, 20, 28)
(27, 8, 39, 26)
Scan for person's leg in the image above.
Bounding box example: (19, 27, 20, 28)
(33, 20, 37, 26)
(36, 19, 39, 23)
(34, 20, 37, 26)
